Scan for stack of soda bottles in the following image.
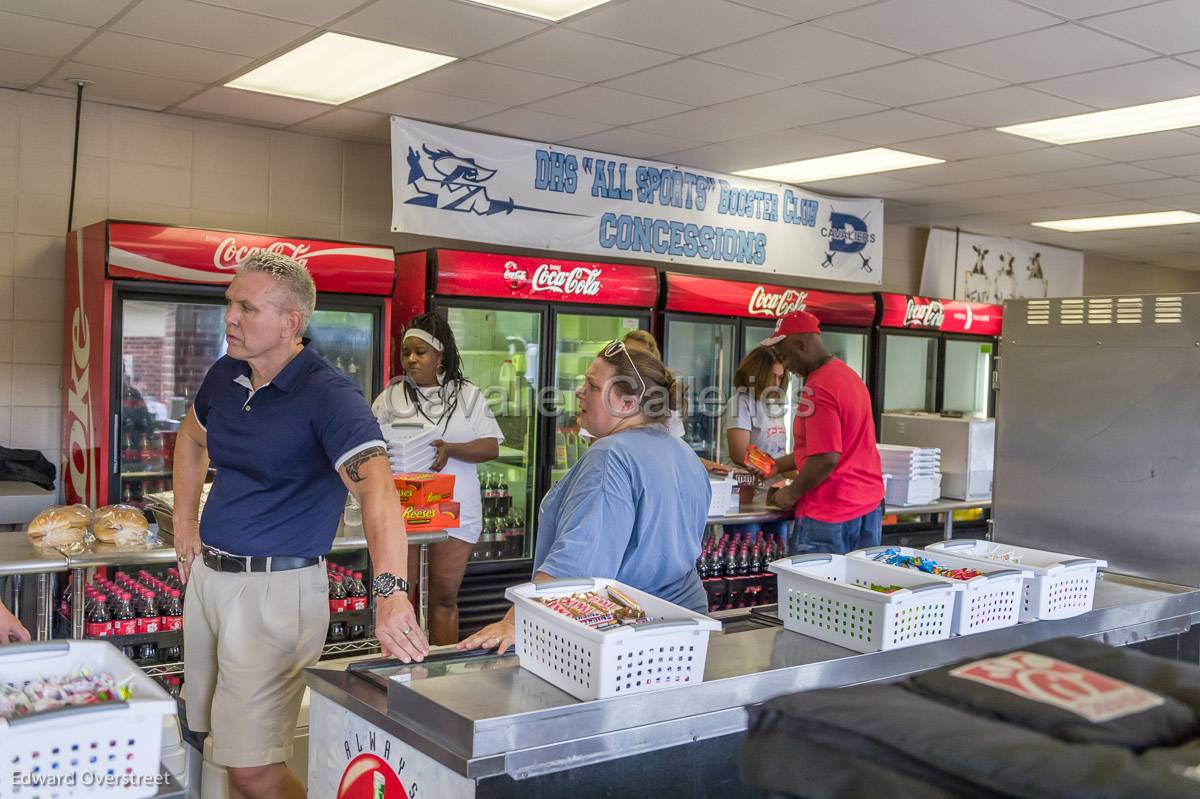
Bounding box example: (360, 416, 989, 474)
(474, 472, 526, 561)
(80, 568, 185, 663)
(326, 563, 369, 643)
(697, 531, 785, 612)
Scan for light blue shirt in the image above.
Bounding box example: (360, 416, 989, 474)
(533, 426, 712, 613)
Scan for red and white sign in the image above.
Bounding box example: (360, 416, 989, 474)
(879, 293, 1002, 336)
(950, 651, 1164, 723)
(107, 223, 397, 295)
(665, 273, 876, 327)
(432, 250, 658, 308)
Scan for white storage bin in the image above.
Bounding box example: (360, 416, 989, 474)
(506, 578, 720, 701)
(927, 539, 1107, 622)
(707, 476, 737, 516)
(885, 475, 942, 506)
(769, 554, 959, 653)
(0, 640, 176, 799)
(848, 546, 1030, 636)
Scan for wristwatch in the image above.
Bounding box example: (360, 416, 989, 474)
(372, 571, 409, 599)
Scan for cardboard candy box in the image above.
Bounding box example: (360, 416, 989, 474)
(402, 501, 460, 532)
(393, 473, 455, 506)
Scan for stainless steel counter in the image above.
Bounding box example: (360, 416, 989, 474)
(708, 501, 787, 526)
(0, 532, 68, 641)
(305, 572, 1200, 781)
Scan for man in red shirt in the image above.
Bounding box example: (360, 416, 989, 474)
(762, 310, 884, 554)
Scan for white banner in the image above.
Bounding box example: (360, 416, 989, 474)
(391, 117, 884, 284)
(921, 228, 1083, 303)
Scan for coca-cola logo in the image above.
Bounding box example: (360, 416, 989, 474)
(903, 298, 945, 329)
(529, 263, 602, 296)
(748, 286, 808, 317)
(65, 232, 96, 507)
(502, 260, 527, 290)
(213, 237, 312, 271)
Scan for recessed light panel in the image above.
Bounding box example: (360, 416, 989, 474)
(1032, 211, 1200, 232)
(733, 148, 944, 184)
(998, 95, 1200, 145)
(466, 0, 614, 21)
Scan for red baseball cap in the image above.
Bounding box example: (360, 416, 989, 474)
(761, 310, 821, 346)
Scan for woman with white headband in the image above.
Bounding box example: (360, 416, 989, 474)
(371, 311, 502, 645)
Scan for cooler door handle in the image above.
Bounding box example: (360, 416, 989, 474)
(111, 413, 120, 474)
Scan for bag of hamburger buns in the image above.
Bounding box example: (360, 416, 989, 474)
(27, 504, 91, 547)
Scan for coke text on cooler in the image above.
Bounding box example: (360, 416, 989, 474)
(747, 286, 808, 318)
(213, 237, 312, 271)
(902, 297, 946, 329)
(529, 263, 603, 296)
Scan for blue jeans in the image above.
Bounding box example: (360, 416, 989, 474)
(789, 503, 884, 555)
(723, 520, 794, 540)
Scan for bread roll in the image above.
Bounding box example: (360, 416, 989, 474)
(93, 504, 149, 544)
(40, 524, 86, 547)
(27, 504, 91, 540)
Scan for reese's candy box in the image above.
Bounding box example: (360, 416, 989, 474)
(393, 472, 456, 506)
(401, 500, 460, 532)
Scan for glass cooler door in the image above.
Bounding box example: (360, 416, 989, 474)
(307, 308, 378, 398)
(941, 336, 994, 418)
(881, 332, 939, 414)
(445, 305, 543, 562)
(667, 316, 735, 462)
(549, 310, 645, 488)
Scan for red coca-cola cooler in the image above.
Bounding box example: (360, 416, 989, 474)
(873, 293, 1003, 424)
(394, 249, 659, 624)
(660, 272, 877, 462)
(61, 220, 397, 509)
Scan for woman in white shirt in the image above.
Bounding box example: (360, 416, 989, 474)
(726, 346, 793, 540)
(372, 312, 503, 645)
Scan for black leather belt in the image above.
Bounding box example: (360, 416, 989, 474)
(201, 547, 322, 574)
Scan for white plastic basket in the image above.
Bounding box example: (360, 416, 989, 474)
(506, 577, 720, 701)
(0, 641, 176, 799)
(769, 554, 959, 653)
(848, 546, 1030, 636)
(927, 539, 1107, 622)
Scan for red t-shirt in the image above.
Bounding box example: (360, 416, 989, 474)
(792, 358, 884, 523)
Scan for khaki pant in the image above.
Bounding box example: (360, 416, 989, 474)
(183, 556, 328, 768)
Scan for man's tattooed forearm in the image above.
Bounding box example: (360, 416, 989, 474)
(345, 446, 387, 482)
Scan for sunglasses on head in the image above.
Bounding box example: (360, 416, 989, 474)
(602, 339, 647, 400)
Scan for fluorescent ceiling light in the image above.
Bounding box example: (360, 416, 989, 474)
(226, 32, 455, 105)
(466, 0, 614, 20)
(1032, 211, 1200, 232)
(998, 95, 1200, 144)
(732, 148, 944, 184)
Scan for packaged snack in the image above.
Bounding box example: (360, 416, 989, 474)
(393, 473, 456, 506)
(401, 501, 460, 532)
(745, 444, 778, 477)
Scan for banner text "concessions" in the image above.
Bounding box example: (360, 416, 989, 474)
(599, 214, 767, 265)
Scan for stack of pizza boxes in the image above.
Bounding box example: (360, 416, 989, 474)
(393, 473, 460, 533)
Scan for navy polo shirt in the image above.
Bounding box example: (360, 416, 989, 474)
(193, 344, 384, 558)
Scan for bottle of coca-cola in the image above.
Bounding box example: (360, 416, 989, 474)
(161, 589, 184, 631)
(111, 592, 137, 637)
(136, 590, 160, 634)
(84, 590, 111, 638)
(121, 430, 137, 470)
(329, 575, 348, 614)
(348, 572, 369, 611)
(497, 478, 510, 516)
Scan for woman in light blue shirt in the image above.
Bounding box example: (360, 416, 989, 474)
(459, 340, 712, 654)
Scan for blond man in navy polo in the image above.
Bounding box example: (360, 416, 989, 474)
(172, 251, 428, 799)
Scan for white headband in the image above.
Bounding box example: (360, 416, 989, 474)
(403, 328, 444, 352)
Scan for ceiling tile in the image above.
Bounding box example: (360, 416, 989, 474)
(899, 129, 1046, 160)
(959, 148, 1110, 176)
(701, 23, 908, 83)
(0, 0, 129, 27)
(1179, 51, 1200, 69)
(175, 86, 328, 125)
(479, 28, 675, 83)
(1097, 177, 1200, 199)
(710, 85, 886, 128)
(1129, 154, 1200, 177)
(0, 10, 92, 58)
(662, 129, 864, 173)
(806, 109, 970, 144)
(42, 62, 206, 110)
(567, 0, 794, 55)
(898, 161, 1013, 185)
(0, 47, 58, 89)
(74, 32, 252, 83)
(934, 23, 1152, 82)
(350, 85, 507, 124)
(817, 0, 1059, 54)
(1067, 131, 1200, 161)
(1002, 187, 1127, 207)
(733, 0, 878, 20)
(1020, 1, 1161, 18)
(1031, 58, 1200, 107)
(633, 108, 792, 143)
(526, 86, 691, 125)
(334, 0, 546, 58)
(1085, 0, 1200, 55)
(604, 59, 788, 106)
(113, 0, 312, 58)
(198, 0, 364, 25)
(800, 174, 922, 196)
(1144, 193, 1200, 210)
(405, 61, 582, 106)
(911, 86, 1093, 127)
(1041, 163, 1171, 187)
(810, 58, 1006, 106)
(951, 175, 1074, 198)
(466, 109, 612, 142)
(564, 127, 704, 158)
(884, 185, 977, 204)
(293, 108, 390, 142)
